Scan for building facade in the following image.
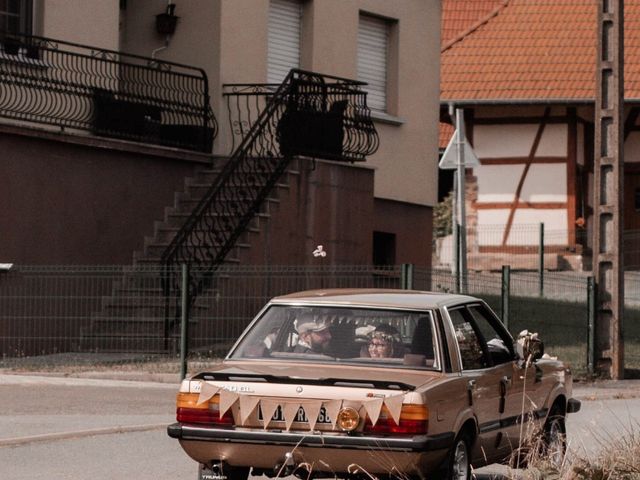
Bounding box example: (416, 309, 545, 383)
(0, 0, 440, 268)
(439, 0, 640, 270)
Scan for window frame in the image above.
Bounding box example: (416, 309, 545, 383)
(226, 303, 444, 371)
(266, 0, 302, 84)
(0, 0, 33, 36)
(357, 12, 396, 114)
(446, 306, 491, 371)
(445, 302, 516, 372)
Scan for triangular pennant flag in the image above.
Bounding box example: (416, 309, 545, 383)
(239, 395, 261, 425)
(283, 402, 302, 431)
(219, 390, 239, 419)
(342, 400, 363, 412)
(363, 398, 385, 426)
(230, 402, 241, 425)
(197, 382, 220, 405)
(384, 395, 404, 426)
(260, 398, 280, 430)
(323, 400, 342, 430)
(300, 400, 323, 431)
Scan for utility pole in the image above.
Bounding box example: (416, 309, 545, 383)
(441, 106, 478, 294)
(593, 0, 624, 379)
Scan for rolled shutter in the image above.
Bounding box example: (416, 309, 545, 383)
(268, 0, 301, 84)
(358, 15, 388, 112)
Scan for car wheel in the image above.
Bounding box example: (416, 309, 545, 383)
(447, 433, 472, 480)
(543, 410, 566, 467)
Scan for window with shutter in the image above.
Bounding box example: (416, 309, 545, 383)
(267, 0, 302, 84)
(357, 14, 389, 113)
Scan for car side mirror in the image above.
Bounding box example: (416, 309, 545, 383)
(516, 330, 544, 364)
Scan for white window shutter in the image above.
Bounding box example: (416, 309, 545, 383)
(268, 0, 302, 84)
(358, 15, 388, 112)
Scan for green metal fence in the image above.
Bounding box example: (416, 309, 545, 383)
(3, 263, 638, 376)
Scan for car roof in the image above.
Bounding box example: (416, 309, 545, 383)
(270, 289, 480, 310)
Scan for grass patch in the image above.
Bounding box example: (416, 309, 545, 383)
(480, 294, 640, 375)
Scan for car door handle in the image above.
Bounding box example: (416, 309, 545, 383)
(467, 379, 477, 390)
(501, 376, 512, 388)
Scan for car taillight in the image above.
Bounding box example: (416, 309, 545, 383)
(176, 393, 234, 426)
(363, 404, 428, 435)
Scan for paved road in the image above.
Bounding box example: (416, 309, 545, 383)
(1, 374, 639, 480)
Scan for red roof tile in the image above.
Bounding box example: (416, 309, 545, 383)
(441, 0, 507, 47)
(441, 0, 640, 102)
(439, 122, 454, 150)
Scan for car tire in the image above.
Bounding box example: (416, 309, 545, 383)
(543, 409, 566, 468)
(439, 432, 471, 480)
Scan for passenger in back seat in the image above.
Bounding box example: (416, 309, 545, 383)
(366, 324, 401, 358)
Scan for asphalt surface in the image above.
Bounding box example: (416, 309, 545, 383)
(2, 372, 640, 480)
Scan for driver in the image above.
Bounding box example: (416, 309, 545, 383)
(293, 320, 332, 354)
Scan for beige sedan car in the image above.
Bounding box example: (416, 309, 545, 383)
(168, 289, 580, 480)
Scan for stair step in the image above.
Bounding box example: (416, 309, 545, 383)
(176, 190, 284, 203)
(79, 334, 178, 353)
(150, 225, 253, 244)
(174, 194, 281, 211)
(100, 297, 209, 309)
(143, 240, 250, 258)
(113, 286, 164, 296)
(163, 210, 267, 230)
(88, 316, 198, 335)
(132, 251, 241, 265)
(193, 168, 223, 183)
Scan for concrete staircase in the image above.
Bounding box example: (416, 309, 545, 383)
(80, 157, 298, 353)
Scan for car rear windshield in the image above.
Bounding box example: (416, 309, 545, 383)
(228, 305, 440, 370)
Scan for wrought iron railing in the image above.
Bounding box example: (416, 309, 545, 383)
(223, 75, 379, 160)
(161, 69, 379, 319)
(0, 31, 216, 152)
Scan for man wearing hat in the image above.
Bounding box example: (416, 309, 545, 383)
(293, 319, 332, 354)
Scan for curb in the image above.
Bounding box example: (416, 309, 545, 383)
(0, 374, 178, 388)
(0, 423, 169, 447)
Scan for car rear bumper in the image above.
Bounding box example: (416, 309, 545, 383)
(168, 423, 454, 474)
(168, 423, 453, 451)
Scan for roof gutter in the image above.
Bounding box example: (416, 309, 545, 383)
(441, 98, 594, 107)
(442, 98, 640, 107)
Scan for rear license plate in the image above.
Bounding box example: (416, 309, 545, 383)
(258, 405, 332, 424)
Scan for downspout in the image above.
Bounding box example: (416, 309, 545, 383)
(152, 1, 175, 59)
(152, 36, 170, 59)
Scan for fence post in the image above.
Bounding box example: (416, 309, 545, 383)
(539, 222, 545, 297)
(453, 221, 460, 294)
(401, 263, 414, 290)
(587, 276, 596, 376)
(180, 263, 190, 381)
(501, 265, 510, 331)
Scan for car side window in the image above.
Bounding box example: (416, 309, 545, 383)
(448, 308, 487, 370)
(466, 304, 514, 365)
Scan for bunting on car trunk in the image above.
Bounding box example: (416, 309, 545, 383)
(194, 381, 405, 431)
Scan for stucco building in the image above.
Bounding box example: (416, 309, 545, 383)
(0, 0, 441, 269)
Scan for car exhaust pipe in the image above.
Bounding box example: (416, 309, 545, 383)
(199, 462, 226, 480)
